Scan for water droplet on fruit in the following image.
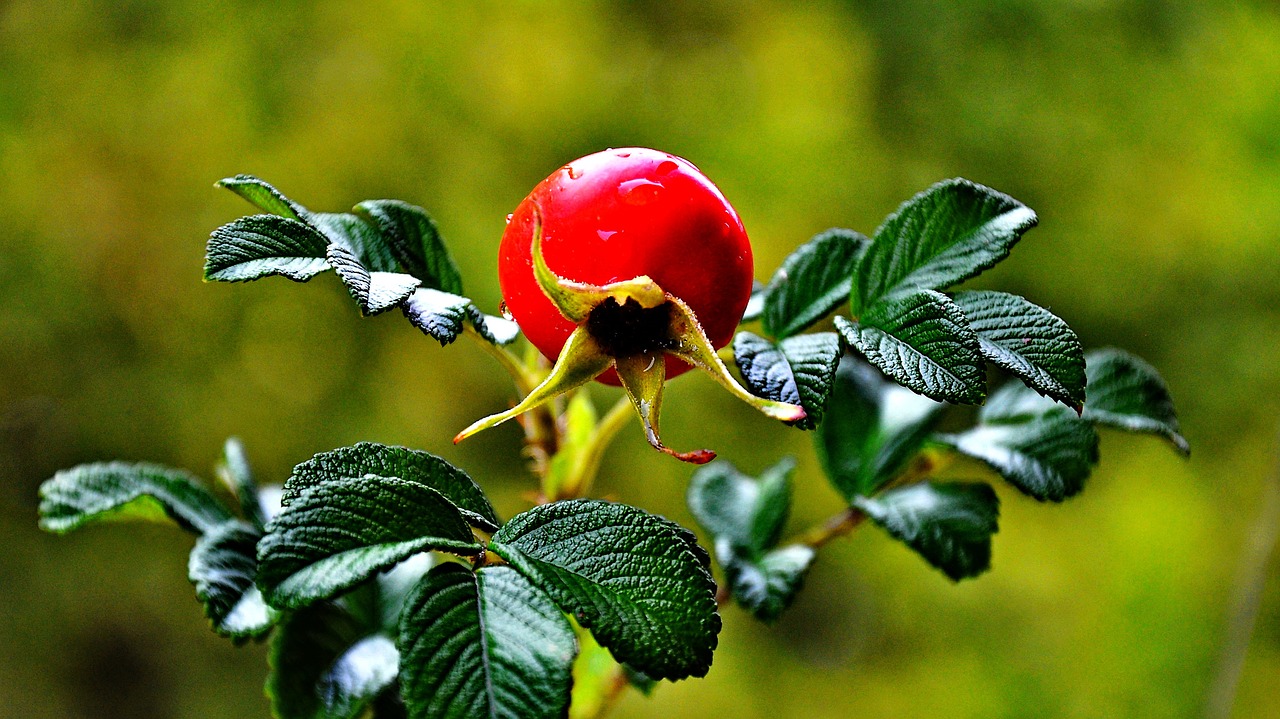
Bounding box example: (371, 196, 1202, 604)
(655, 160, 679, 176)
(506, 213, 513, 224)
(597, 230, 617, 241)
(500, 302, 513, 320)
(619, 179, 663, 205)
(617, 151, 631, 158)
(567, 165, 581, 180)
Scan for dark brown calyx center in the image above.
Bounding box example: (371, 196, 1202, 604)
(585, 297, 676, 358)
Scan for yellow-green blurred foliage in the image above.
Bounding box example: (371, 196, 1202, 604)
(2, 1, 1278, 717)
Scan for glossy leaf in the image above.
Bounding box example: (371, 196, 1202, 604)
(217, 436, 268, 529)
(734, 331, 842, 430)
(309, 211, 399, 273)
(1082, 348, 1189, 455)
(687, 458, 795, 554)
(39, 461, 234, 535)
(285, 442, 498, 531)
(953, 290, 1085, 409)
(188, 520, 278, 640)
(939, 414, 1099, 502)
(356, 200, 465, 295)
(836, 289, 985, 404)
(216, 174, 307, 221)
(204, 214, 330, 283)
(490, 499, 720, 681)
(740, 281, 766, 323)
(257, 477, 481, 610)
(815, 358, 945, 499)
(718, 542, 815, 624)
(326, 242, 421, 316)
(980, 379, 1065, 423)
(268, 602, 399, 719)
(853, 178, 1037, 313)
(855, 481, 999, 581)
(398, 563, 576, 719)
(401, 288, 519, 347)
(762, 228, 868, 339)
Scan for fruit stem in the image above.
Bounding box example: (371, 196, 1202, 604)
(464, 324, 538, 396)
(554, 395, 634, 500)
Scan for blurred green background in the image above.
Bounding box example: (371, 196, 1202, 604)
(2, 0, 1278, 717)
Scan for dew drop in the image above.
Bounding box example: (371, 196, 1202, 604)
(506, 213, 513, 224)
(619, 178, 663, 205)
(499, 302, 513, 321)
(655, 160, 679, 176)
(567, 165, 581, 180)
(597, 230, 618, 241)
(618, 152, 631, 158)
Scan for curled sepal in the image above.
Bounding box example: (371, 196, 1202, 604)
(453, 326, 612, 444)
(664, 295, 807, 423)
(530, 205, 666, 321)
(616, 352, 715, 464)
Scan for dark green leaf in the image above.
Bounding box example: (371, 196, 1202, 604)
(762, 228, 868, 339)
(268, 602, 400, 719)
(939, 414, 1099, 502)
(311, 212, 400, 273)
(853, 178, 1037, 313)
(815, 357, 945, 499)
(204, 215, 331, 283)
(719, 543, 815, 623)
(257, 477, 481, 610)
(217, 174, 307, 221)
(980, 379, 1065, 424)
(734, 331, 842, 430)
(740, 281, 766, 323)
(355, 200, 465, 295)
(401, 288, 519, 347)
(285, 443, 499, 531)
(188, 520, 278, 640)
(1082, 348, 1189, 455)
(836, 290, 985, 404)
(398, 563, 576, 719)
(953, 291, 1085, 409)
(687, 458, 795, 554)
(217, 436, 268, 529)
(39, 461, 234, 535)
(490, 499, 720, 681)
(326, 243, 421, 316)
(372, 553, 435, 635)
(855, 482, 999, 581)
(476, 313, 521, 345)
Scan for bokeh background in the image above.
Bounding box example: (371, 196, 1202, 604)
(2, 1, 1278, 717)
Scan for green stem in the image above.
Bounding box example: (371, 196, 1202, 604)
(555, 395, 634, 500)
(799, 506, 868, 549)
(463, 326, 563, 479)
(464, 324, 537, 396)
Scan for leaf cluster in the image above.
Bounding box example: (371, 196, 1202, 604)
(39, 441, 722, 719)
(713, 178, 1189, 598)
(38, 174, 1192, 718)
(207, 176, 518, 346)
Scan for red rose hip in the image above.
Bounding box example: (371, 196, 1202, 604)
(457, 148, 804, 464)
(498, 148, 754, 381)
